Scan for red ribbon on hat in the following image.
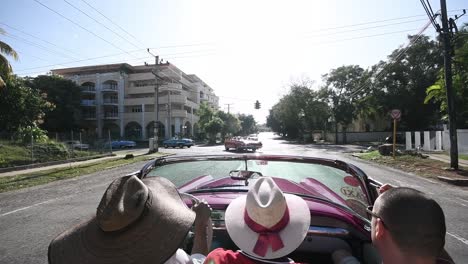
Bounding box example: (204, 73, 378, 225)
(244, 206, 290, 257)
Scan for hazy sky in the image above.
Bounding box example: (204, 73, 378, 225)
(1, 0, 467, 123)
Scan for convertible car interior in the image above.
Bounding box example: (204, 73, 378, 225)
(138, 155, 383, 264)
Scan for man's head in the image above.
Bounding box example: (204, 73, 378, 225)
(370, 187, 446, 259)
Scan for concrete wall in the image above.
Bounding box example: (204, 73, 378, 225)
(325, 131, 390, 144)
(443, 128, 468, 154)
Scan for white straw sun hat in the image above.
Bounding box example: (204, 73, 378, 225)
(225, 177, 310, 259)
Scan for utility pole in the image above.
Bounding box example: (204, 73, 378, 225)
(168, 90, 172, 138)
(147, 49, 160, 153)
(440, 0, 458, 169)
(225, 103, 233, 114)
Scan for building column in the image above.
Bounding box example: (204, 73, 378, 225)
(165, 117, 170, 139)
(96, 74, 103, 138)
(175, 117, 181, 135)
(141, 104, 146, 140)
(119, 77, 125, 138)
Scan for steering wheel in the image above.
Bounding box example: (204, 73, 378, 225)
(179, 192, 213, 252)
(180, 192, 200, 207)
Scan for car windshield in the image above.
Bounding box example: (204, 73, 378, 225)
(146, 157, 370, 212)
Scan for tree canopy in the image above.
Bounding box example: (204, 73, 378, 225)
(0, 28, 19, 87)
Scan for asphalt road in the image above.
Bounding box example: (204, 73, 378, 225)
(0, 132, 467, 263)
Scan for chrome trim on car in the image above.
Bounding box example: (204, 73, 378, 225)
(307, 226, 349, 237)
(212, 225, 350, 238)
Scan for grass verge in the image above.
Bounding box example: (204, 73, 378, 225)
(0, 153, 164, 193)
(354, 150, 468, 180)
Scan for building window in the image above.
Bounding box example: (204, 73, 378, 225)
(132, 106, 142, 113)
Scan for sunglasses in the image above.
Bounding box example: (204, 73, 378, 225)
(366, 206, 389, 230)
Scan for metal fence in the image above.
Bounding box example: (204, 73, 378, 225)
(0, 131, 118, 169)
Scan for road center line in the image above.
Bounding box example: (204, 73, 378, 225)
(0, 199, 56, 217)
(0, 182, 110, 218)
(447, 232, 468, 246)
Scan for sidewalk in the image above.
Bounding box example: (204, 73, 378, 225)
(426, 153, 468, 167)
(0, 148, 152, 177)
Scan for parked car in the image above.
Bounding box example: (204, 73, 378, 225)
(224, 136, 262, 152)
(162, 138, 194, 148)
(64, 140, 89, 150)
(107, 140, 136, 149)
(133, 154, 385, 263)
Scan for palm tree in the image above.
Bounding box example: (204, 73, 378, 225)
(0, 27, 19, 87)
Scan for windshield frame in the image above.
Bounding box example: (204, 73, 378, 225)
(138, 154, 375, 205)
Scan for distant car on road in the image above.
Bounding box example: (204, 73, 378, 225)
(246, 134, 259, 141)
(225, 136, 262, 152)
(64, 140, 89, 150)
(162, 138, 194, 148)
(107, 140, 136, 149)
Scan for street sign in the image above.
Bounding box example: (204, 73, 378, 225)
(390, 109, 401, 120)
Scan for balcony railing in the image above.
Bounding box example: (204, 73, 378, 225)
(83, 114, 96, 120)
(102, 99, 118, 105)
(102, 84, 118, 91)
(81, 87, 96, 93)
(103, 113, 119, 119)
(81, 100, 96, 106)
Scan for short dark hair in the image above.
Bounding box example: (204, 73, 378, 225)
(376, 187, 446, 257)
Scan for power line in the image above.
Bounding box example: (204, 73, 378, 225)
(33, 0, 138, 58)
(420, 0, 441, 31)
(303, 18, 428, 38)
(301, 9, 464, 34)
(79, 0, 144, 47)
(0, 22, 81, 57)
(63, 0, 141, 50)
(349, 20, 432, 98)
(14, 48, 216, 73)
(3, 32, 79, 60)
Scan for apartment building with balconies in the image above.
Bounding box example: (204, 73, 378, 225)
(51, 63, 219, 140)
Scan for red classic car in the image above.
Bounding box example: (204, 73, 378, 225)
(224, 136, 262, 152)
(135, 154, 385, 263)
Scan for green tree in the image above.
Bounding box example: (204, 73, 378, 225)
(26, 75, 82, 133)
(266, 81, 330, 139)
(425, 26, 468, 128)
(216, 111, 241, 140)
(195, 102, 216, 139)
(370, 35, 442, 130)
(321, 65, 365, 142)
(0, 28, 19, 87)
(238, 114, 258, 136)
(0, 76, 53, 137)
(205, 117, 224, 144)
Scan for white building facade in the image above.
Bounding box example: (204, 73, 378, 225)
(51, 63, 219, 140)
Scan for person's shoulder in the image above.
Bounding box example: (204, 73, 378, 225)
(205, 248, 247, 264)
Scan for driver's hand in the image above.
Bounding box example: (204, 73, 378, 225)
(193, 200, 212, 225)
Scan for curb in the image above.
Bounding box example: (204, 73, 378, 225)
(437, 176, 468, 186)
(0, 153, 115, 174)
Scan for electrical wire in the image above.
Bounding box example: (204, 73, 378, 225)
(63, 0, 141, 50)
(3, 32, 79, 60)
(0, 22, 81, 57)
(33, 0, 139, 59)
(79, 0, 144, 47)
(349, 20, 432, 99)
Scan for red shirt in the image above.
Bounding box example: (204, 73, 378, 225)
(204, 248, 303, 264)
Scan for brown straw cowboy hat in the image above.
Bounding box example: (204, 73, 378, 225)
(225, 177, 310, 260)
(48, 175, 195, 264)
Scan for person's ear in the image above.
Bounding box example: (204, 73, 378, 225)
(374, 219, 386, 240)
